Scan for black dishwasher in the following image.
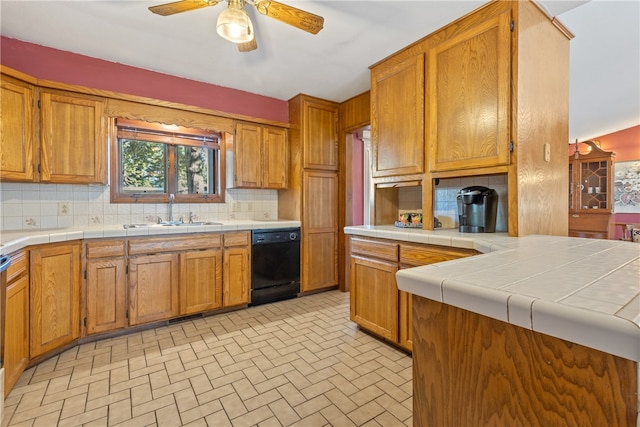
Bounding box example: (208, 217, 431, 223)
(251, 228, 300, 306)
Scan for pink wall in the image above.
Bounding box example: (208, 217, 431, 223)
(586, 125, 640, 238)
(0, 36, 288, 123)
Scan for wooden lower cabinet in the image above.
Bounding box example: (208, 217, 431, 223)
(351, 256, 399, 342)
(84, 240, 128, 335)
(128, 253, 179, 326)
(223, 232, 250, 307)
(4, 250, 29, 396)
(30, 242, 81, 358)
(180, 249, 223, 314)
(398, 290, 413, 351)
(349, 236, 478, 351)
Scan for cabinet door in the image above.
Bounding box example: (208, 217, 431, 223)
(180, 249, 223, 314)
(398, 290, 413, 352)
(0, 76, 35, 181)
(371, 54, 425, 177)
(350, 256, 399, 342)
(30, 243, 81, 358)
(5, 274, 29, 395)
(428, 11, 511, 172)
(39, 90, 107, 184)
(223, 246, 250, 307)
(302, 170, 338, 292)
(234, 123, 263, 188)
(303, 99, 338, 170)
(129, 253, 179, 325)
(86, 258, 127, 334)
(262, 126, 288, 189)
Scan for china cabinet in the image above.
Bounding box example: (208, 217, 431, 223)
(568, 140, 615, 239)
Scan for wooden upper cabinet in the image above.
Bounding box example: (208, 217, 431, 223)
(0, 75, 35, 181)
(428, 10, 512, 172)
(232, 122, 287, 189)
(371, 54, 425, 177)
(39, 89, 108, 184)
(262, 126, 288, 189)
(234, 123, 263, 188)
(296, 96, 338, 171)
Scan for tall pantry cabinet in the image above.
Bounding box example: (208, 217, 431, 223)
(279, 94, 339, 293)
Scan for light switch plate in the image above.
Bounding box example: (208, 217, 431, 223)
(544, 143, 551, 162)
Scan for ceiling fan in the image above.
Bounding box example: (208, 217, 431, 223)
(148, 0, 324, 52)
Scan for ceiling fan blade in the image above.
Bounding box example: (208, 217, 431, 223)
(238, 38, 258, 52)
(258, 0, 324, 34)
(148, 0, 219, 16)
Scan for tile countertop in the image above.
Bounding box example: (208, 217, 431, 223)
(0, 220, 301, 256)
(344, 225, 640, 362)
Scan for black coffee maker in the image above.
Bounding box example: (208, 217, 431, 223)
(457, 186, 498, 233)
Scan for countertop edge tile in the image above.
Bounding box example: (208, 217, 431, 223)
(507, 294, 537, 329)
(442, 279, 510, 323)
(0, 220, 301, 255)
(396, 267, 443, 302)
(532, 299, 640, 362)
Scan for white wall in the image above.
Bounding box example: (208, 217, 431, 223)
(0, 183, 278, 231)
(434, 174, 508, 232)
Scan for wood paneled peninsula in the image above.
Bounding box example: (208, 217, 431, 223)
(345, 225, 639, 426)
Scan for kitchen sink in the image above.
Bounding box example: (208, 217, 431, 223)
(123, 221, 221, 229)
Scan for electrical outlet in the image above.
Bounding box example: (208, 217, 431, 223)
(232, 202, 241, 212)
(58, 202, 71, 216)
(247, 202, 253, 212)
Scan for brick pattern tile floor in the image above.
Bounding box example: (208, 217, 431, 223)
(3, 291, 413, 427)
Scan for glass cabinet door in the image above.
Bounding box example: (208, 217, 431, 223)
(577, 159, 610, 211)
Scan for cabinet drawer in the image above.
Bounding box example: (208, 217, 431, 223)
(351, 237, 398, 262)
(224, 232, 249, 247)
(129, 234, 221, 255)
(86, 240, 126, 259)
(6, 250, 28, 283)
(400, 243, 477, 267)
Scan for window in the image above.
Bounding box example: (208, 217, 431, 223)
(111, 118, 225, 203)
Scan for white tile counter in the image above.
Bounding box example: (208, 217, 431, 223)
(0, 220, 301, 256)
(345, 225, 640, 362)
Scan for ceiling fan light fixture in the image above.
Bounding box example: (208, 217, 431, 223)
(216, 1, 254, 44)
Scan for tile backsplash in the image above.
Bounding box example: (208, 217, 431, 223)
(0, 183, 278, 231)
(434, 174, 508, 232)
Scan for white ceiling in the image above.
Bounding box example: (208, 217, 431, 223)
(1, 0, 639, 142)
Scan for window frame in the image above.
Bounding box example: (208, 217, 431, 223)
(110, 118, 226, 203)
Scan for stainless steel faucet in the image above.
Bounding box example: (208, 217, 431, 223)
(168, 193, 175, 222)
